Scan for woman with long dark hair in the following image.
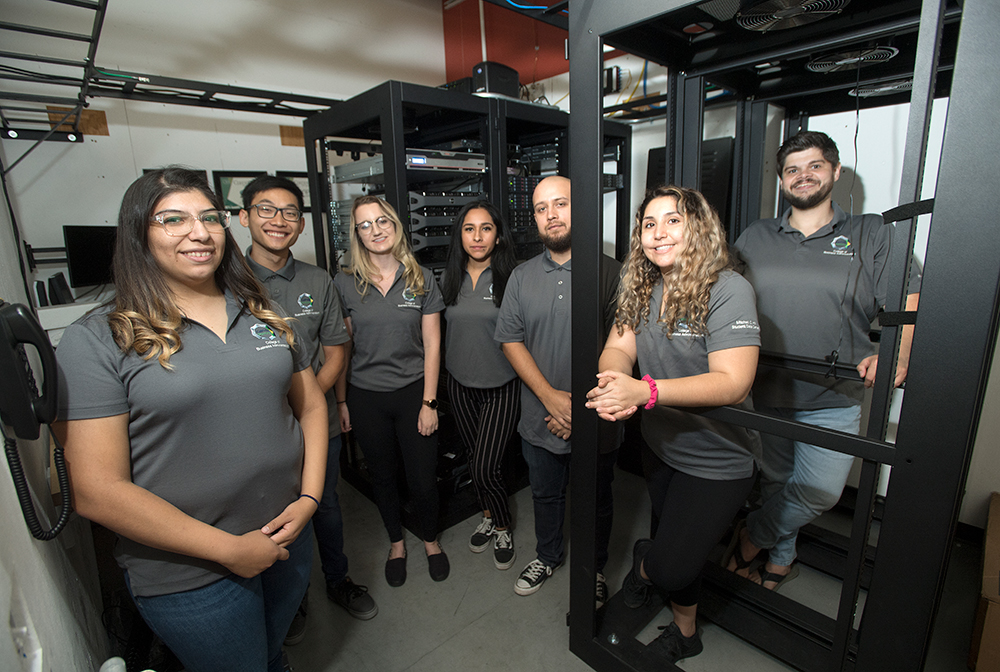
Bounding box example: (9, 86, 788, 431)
(333, 195, 448, 586)
(55, 167, 328, 672)
(586, 185, 760, 664)
(440, 201, 521, 569)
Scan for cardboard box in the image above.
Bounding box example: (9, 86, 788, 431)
(969, 492, 1000, 670)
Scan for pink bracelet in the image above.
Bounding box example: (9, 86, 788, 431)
(642, 375, 658, 410)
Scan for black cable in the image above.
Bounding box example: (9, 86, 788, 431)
(1, 422, 72, 540)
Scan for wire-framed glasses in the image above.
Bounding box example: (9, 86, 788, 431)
(356, 216, 394, 233)
(151, 209, 231, 237)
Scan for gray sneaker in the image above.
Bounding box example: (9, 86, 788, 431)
(327, 576, 378, 620)
(493, 528, 516, 570)
(470, 516, 495, 552)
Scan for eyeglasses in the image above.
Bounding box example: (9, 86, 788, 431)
(356, 216, 394, 233)
(248, 203, 302, 222)
(151, 209, 231, 237)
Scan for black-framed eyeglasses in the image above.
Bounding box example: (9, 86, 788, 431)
(151, 209, 231, 237)
(248, 203, 302, 222)
(356, 216, 394, 233)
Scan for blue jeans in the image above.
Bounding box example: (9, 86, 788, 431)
(128, 522, 313, 672)
(314, 434, 348, 585)
(747, 405, 862, 567)
(521, 440, 616, 571)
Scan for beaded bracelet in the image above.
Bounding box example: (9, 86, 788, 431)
(641, 374, 659, 410)
(299, 493, 320, 506)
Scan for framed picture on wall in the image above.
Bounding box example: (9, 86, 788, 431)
(213, 171, 268, 212)
(143, 168, 209, 185)
(276, 171, 312, 213)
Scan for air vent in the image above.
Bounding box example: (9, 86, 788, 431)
(807, 47, 899, 73)
(849, 79, 913, 98)
(736, 0, 851, 32)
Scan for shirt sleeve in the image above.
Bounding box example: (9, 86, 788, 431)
(319, 277, 350, 347)
(494, 266, 525, 344)
(56, 315, 131, 421)
(704, 273, 761, 353)
(421, 267, 445, 314)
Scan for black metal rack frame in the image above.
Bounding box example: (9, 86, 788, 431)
(565, 1, 997, 672)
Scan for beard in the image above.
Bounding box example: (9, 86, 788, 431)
(539, 224, 571, 253)
(782, 177, 835, 210)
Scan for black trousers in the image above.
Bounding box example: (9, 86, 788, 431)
(447, 375, 521, 529)
(642, 444, 755, 606)
(348, 380, 439, 543)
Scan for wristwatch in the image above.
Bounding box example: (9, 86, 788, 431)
(423, 398, 439, 410)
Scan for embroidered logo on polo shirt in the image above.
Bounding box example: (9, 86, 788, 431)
(251, 324, 277, 341)
(398, 286, 420, 309)
(824, 235, 854, 257)
(484, 283, 494, 300)
(297, 293, 314, 310)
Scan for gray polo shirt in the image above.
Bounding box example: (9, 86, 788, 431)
(443, 266, 517, 389)
(637, 270, 761, 480)
(735, 202, 920, 409)
(246, 251, 350, 436)
(56, 293, 311, 597)
(495, 250, 620, 455)
(334, 264, 444, 393)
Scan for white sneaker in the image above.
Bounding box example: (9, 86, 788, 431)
(493, 529, 516, 570)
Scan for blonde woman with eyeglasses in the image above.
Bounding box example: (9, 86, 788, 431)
(55, 167, 328, 672)
(333, 195, 448, 587)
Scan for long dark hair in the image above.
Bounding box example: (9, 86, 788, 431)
(441, 200, 517, 307)
(108, 166, 294, 368)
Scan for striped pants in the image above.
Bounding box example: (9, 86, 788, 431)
(447, 375, 521, 529)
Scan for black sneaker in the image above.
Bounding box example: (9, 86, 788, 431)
(469, 516, 495, 553)
(493, 528, 516, 570)
(647, 622, 703, 663)
(327, 576, 378, 620)
(514, 558, 555, 596)
(623, 538, 653, 609)
(284, 594, 307, 646)
(595, 573, 609, 608)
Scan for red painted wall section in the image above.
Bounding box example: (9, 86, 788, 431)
(443, 1, 569, 86)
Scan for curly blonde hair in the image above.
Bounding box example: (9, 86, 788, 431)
(108, 168, 294, 369)
(615, 185, 730, 337)
(346, 195, 427, 298)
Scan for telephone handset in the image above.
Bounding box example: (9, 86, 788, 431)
(0, 301, 57, 439)
(0, 300, 69, 540)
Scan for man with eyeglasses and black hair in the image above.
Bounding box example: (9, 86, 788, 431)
(240, 175, 378, 645)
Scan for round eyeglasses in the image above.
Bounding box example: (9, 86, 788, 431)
(248, 203, 302, 222)
(356, 216, 394, 233)
(151, 209, 231, 237)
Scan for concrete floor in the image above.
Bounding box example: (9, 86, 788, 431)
(285, 466, 979, 672)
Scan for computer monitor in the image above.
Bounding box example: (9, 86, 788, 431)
(62, 225, 116, 288)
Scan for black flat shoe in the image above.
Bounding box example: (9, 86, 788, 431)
(428, 548, 450, 582)
(385, 553, 407, 587)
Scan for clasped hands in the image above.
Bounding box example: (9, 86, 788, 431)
(585, 370, 644, 422)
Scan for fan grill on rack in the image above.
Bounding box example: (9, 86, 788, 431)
(736, 0, 851, 32)
(849, 79, 913, 98)
(807, 46, 899, 72)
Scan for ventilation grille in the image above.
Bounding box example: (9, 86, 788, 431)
(807, 47, 899, 73)
(849, 79, 913, 98)
(736, 0, 851, 32)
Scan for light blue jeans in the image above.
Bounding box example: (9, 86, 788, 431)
(128, 522, 313, 672)
(746, 405, 862, 567)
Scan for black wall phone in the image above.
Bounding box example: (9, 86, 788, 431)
(0, 300, 70, 540)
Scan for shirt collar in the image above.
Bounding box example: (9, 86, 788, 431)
(541, 248, 571, 272)
(776, 201, 849, 238)
(244, 248, 296, 281)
